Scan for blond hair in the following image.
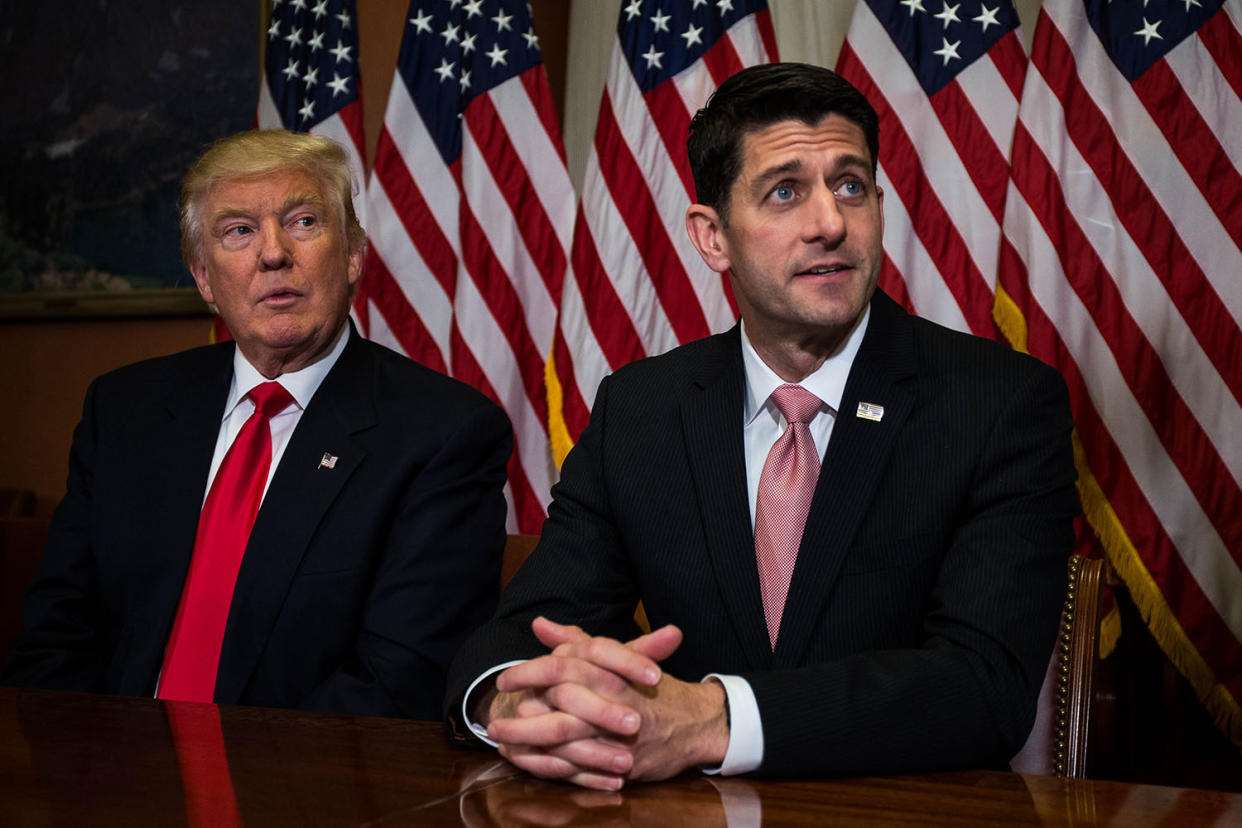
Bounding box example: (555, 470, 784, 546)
(180, 129, 365, 268)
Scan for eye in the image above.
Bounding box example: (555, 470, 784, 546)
(835, 179, 865, 198)
(292, 215, 317, 229)
(219, 224, 255, 248)
(770, 184, 795, 203)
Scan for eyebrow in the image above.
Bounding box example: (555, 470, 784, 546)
(280, 191, 328, 215)
(209, 191, 328, 230)
(749, 153, 875, 193)
(749, 159, 803, 194)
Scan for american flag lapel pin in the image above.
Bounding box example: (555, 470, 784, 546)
(856, 401, 885, 422)
(318, 452, 339, 470)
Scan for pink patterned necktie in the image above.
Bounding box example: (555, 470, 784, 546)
(159, 381, 293, 702)
(755, 384, 822, 650)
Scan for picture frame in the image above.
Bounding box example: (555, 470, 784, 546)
(0, 1, 255, 320)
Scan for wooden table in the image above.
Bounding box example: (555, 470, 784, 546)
(1, 687, 1239, 826)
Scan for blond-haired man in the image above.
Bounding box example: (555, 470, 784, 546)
(3, 130, 512, 718)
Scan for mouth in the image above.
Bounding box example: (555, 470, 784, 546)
(795, 263, 851, 278)
(260, 287, 304, 306)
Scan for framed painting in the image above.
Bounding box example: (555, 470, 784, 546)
(0, 0, 256, 319)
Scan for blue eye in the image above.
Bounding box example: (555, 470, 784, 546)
(294, 215, 316, 228)
(837, 180, 864, 198)
(772, 185, 794, 202)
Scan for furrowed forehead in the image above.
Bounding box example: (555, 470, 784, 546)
(740, 118, 873, 176)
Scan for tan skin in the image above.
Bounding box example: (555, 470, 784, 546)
(189, 168, 363, 379)
(483, 115, 885, 790)
(687, 114, 884, 382)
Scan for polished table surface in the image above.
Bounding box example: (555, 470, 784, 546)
(1, 687, 1239, 826)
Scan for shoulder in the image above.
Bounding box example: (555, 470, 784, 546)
(346, 336, 507, 421)
(914, 316, 1056, 381)
(86, 342, 232, 402)
(94, 342, 231, 384)
(604, 329, 738, 395)
(870, 291, 1064, 394)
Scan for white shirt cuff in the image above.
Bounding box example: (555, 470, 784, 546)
(701, 673, 764, 775)
(461, 660, 526, 747)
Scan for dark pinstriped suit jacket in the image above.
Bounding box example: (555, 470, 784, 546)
(446, 289, 1078, 774)
(3, 329, 511, 719)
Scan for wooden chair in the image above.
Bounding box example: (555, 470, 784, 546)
(1011, 554, 1105, 777)
(501, 534, 540, 590)
(1055, 554, 1104, 777)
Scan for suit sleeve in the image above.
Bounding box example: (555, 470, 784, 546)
(744, 361, 1078, 775)
(1, 379, 110, 690)
(444, 375, 641, 732)
(298, 399, 512, 720)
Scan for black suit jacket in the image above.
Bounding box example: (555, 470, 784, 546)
(447, 290, 1078, 774)
(3, 329, 512, 719)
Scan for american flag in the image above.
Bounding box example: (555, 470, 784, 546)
(836, 0, 1026, 338)
(360, 0, 575, 533)
(548, 0, 778, 458)
(999, 0, 1242, 746)
(257, 0, 368, 227)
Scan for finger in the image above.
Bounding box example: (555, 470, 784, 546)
(530, 616, 590, 648)
(503, 732, 635, 776)
(489, 709, 604, 746)
(495, 678, 640, 738)
(489, 691, 639, 744)
(541, 679, 643, 735)
(625, 624, 683, 663)
(515, 695, 554, 718)
(497, 743, 627, 791)
(496, 654, 632, 697)
(540, 635, 663, 688)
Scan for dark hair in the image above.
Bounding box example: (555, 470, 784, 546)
(687, 62, 880, 222)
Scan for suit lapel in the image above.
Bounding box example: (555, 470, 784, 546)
(214, 332, 376, 703)
(115, 345, 233, 695)
(774, 293, 917, 668)
(141, 347, 235, 623)
(682, 329, 774, 671)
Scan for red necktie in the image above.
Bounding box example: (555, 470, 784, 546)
(754, 384, 822, 650)
(158, 381, 293, 702)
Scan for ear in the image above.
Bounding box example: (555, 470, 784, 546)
(189, 262, 215, 306)
(876, 184, 885, 236)
(685, 203, 730, 273)
(346, 243, 364, 289)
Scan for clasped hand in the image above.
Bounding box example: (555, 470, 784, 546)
(485, 617, 729, 790)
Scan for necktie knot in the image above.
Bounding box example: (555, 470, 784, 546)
(770, 384, 821, 425)
(248, 381, 293, 420)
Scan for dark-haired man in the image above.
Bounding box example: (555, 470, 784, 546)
(3, 130, 512, 719)
(446, 62, 1077, 786)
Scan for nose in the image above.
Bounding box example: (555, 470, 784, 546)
(802, 185, 847, 246)
(257, 220, 293, 271)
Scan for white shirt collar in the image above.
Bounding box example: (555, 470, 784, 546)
(221, 322, 351, 422)
(740, 304, 871, 425)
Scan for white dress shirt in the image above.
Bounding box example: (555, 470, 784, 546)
(203, 324, 349, 504)
(463, 309, 870, 775)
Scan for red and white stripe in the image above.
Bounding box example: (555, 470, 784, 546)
(1000, 0, 1242, 736)
(550, 10, 779, 447)
(363, 68, 575, 534)
(836, 2, 1027, 338)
